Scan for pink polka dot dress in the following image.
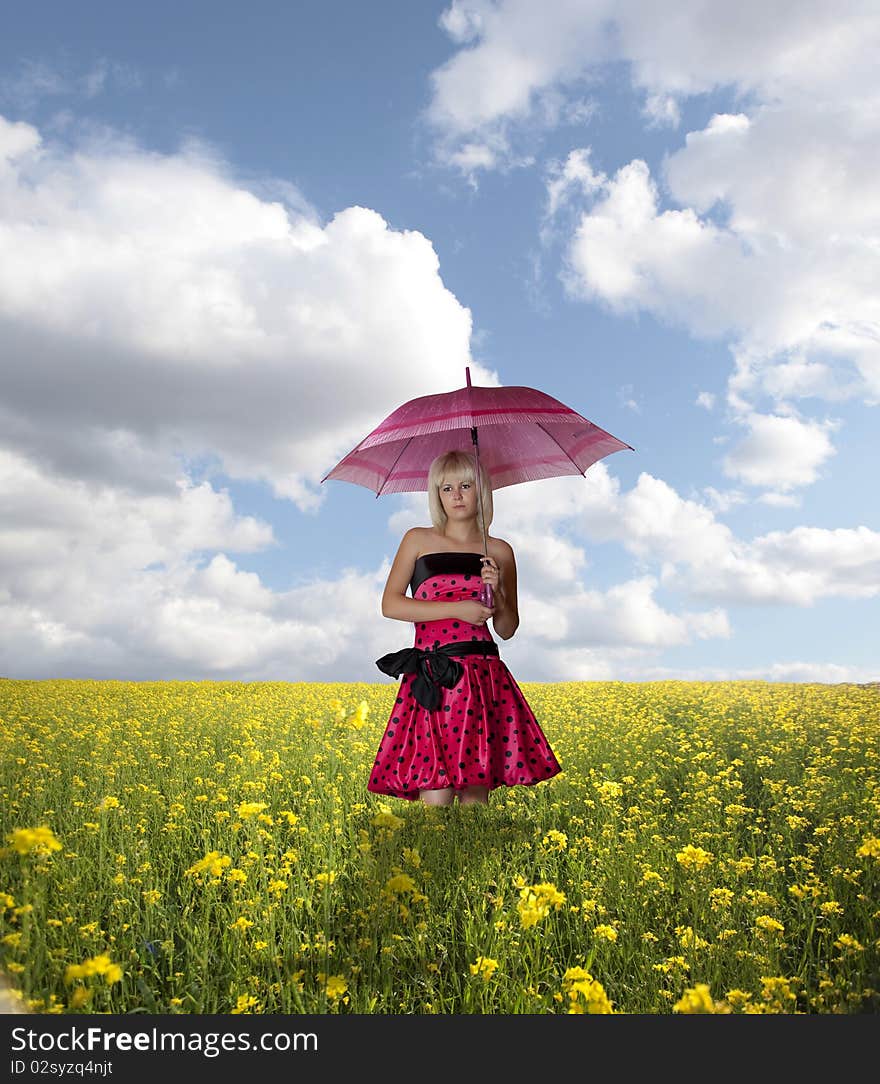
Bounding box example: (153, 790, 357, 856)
(369, 552, 562, 800)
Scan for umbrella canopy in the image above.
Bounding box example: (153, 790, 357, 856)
(322, 367, 633, 496)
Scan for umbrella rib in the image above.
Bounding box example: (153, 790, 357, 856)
(375, 437, 414, 498)
(534, 421, 587, 475)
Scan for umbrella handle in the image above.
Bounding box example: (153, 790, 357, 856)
(480, 583, 494, 608)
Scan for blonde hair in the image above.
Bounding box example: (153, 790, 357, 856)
(427, 450, 493, 531)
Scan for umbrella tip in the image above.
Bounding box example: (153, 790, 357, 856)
(465, 365, 471, 387)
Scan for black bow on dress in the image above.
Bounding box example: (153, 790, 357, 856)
(375, 641, 498, 710)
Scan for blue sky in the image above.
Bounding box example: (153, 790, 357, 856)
(1, 0, 878, 683)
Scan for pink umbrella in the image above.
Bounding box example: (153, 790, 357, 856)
(322, 366, 633, 604)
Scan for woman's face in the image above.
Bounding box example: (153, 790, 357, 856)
(438, 473, 477, 521)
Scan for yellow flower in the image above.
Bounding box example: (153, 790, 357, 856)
(562, 967, 614, 1014)
(653, 955, 689, 975)
(856, 836, 880, 859)
(674, 984, 726, 1014)
(676, 925, 709, 951)
(834, 934, 864, 953)
(517, 882, 566, 929)
(236, 801, 268, 820)
(4, 826, 62, 857)
(95, 796, 120, 812)
(350, 701, 370, 729)
(185, 850, 231, 879)
(710, 887, 734, 910)
(593, 924, 618, 943)
(469, 956, 499, 981)
(64, 954, 123, 985)
(69, 987, 92, 1009)
(324, 975, 348, 999)
(230, 994, 260, 1014)
(595, 780, 623, 802)
(541, 829, 568, 852)
(385, 873, 417, 894)
(755, 915, 785, 936)
(371, 805, 405, 830)
(760, 976, 797, 1008)
(725, 989, 753, 1010)
(676, 844, 714, 871)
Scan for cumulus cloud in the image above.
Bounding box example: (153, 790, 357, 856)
(627, 659, 879, 683)
(432, 1, 880, 496)
(2, 428, 874, 680)
(379, 463, 880, 679)
(428, 0, 606, 180)
(0, 114, 479, 513)
(438, 1, 485, 45)
(0, 443, 404, 681)
(492, 466, 880, 608)
(721, 412, 838, 493)
(0, 114, 491, 679)
(553, 133, 876, 492)
(429, 1, 879, 166)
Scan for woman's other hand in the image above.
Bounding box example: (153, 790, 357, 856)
(457, 600, 495, 626)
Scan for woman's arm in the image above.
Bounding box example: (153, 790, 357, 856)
(489, 540, 520, 640)
(381, 528, 493, 624)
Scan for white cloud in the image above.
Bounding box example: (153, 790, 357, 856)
(501, 576, 730, 680)
(544, 147, 605, 222)
(429, 1, 609, 177)
(429, 1, 879, 165)
(0, 444, 406, 680)
(642, 92, 680, 128)
(446, 141, 499, 178)
(0, 115, 494, 679)
(565, 157, 769, 334)
(560, 143, 878, 474)
(495, 466, 880, 609)
(0, 115, 478, 513)
(0, 58, 142, 109)
(3, 431, 876, 679)
(722, 412, 838, 492)
(702, 486, 746, 514)
(439, 1, 485, 44)
(618, 660, 879, 683)
(430, 1, 880, 474)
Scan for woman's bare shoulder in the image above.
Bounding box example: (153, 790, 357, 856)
(398, 526, 434, 554)
(487, 535, 515, 562)
(402, 525, 434, 541)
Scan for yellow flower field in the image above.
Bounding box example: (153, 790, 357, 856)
(1, 678, 878, 1014)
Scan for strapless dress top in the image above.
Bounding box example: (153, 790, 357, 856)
(410, 551, 484, 596)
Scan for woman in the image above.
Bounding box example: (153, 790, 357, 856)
(368, 450, 561, 806)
